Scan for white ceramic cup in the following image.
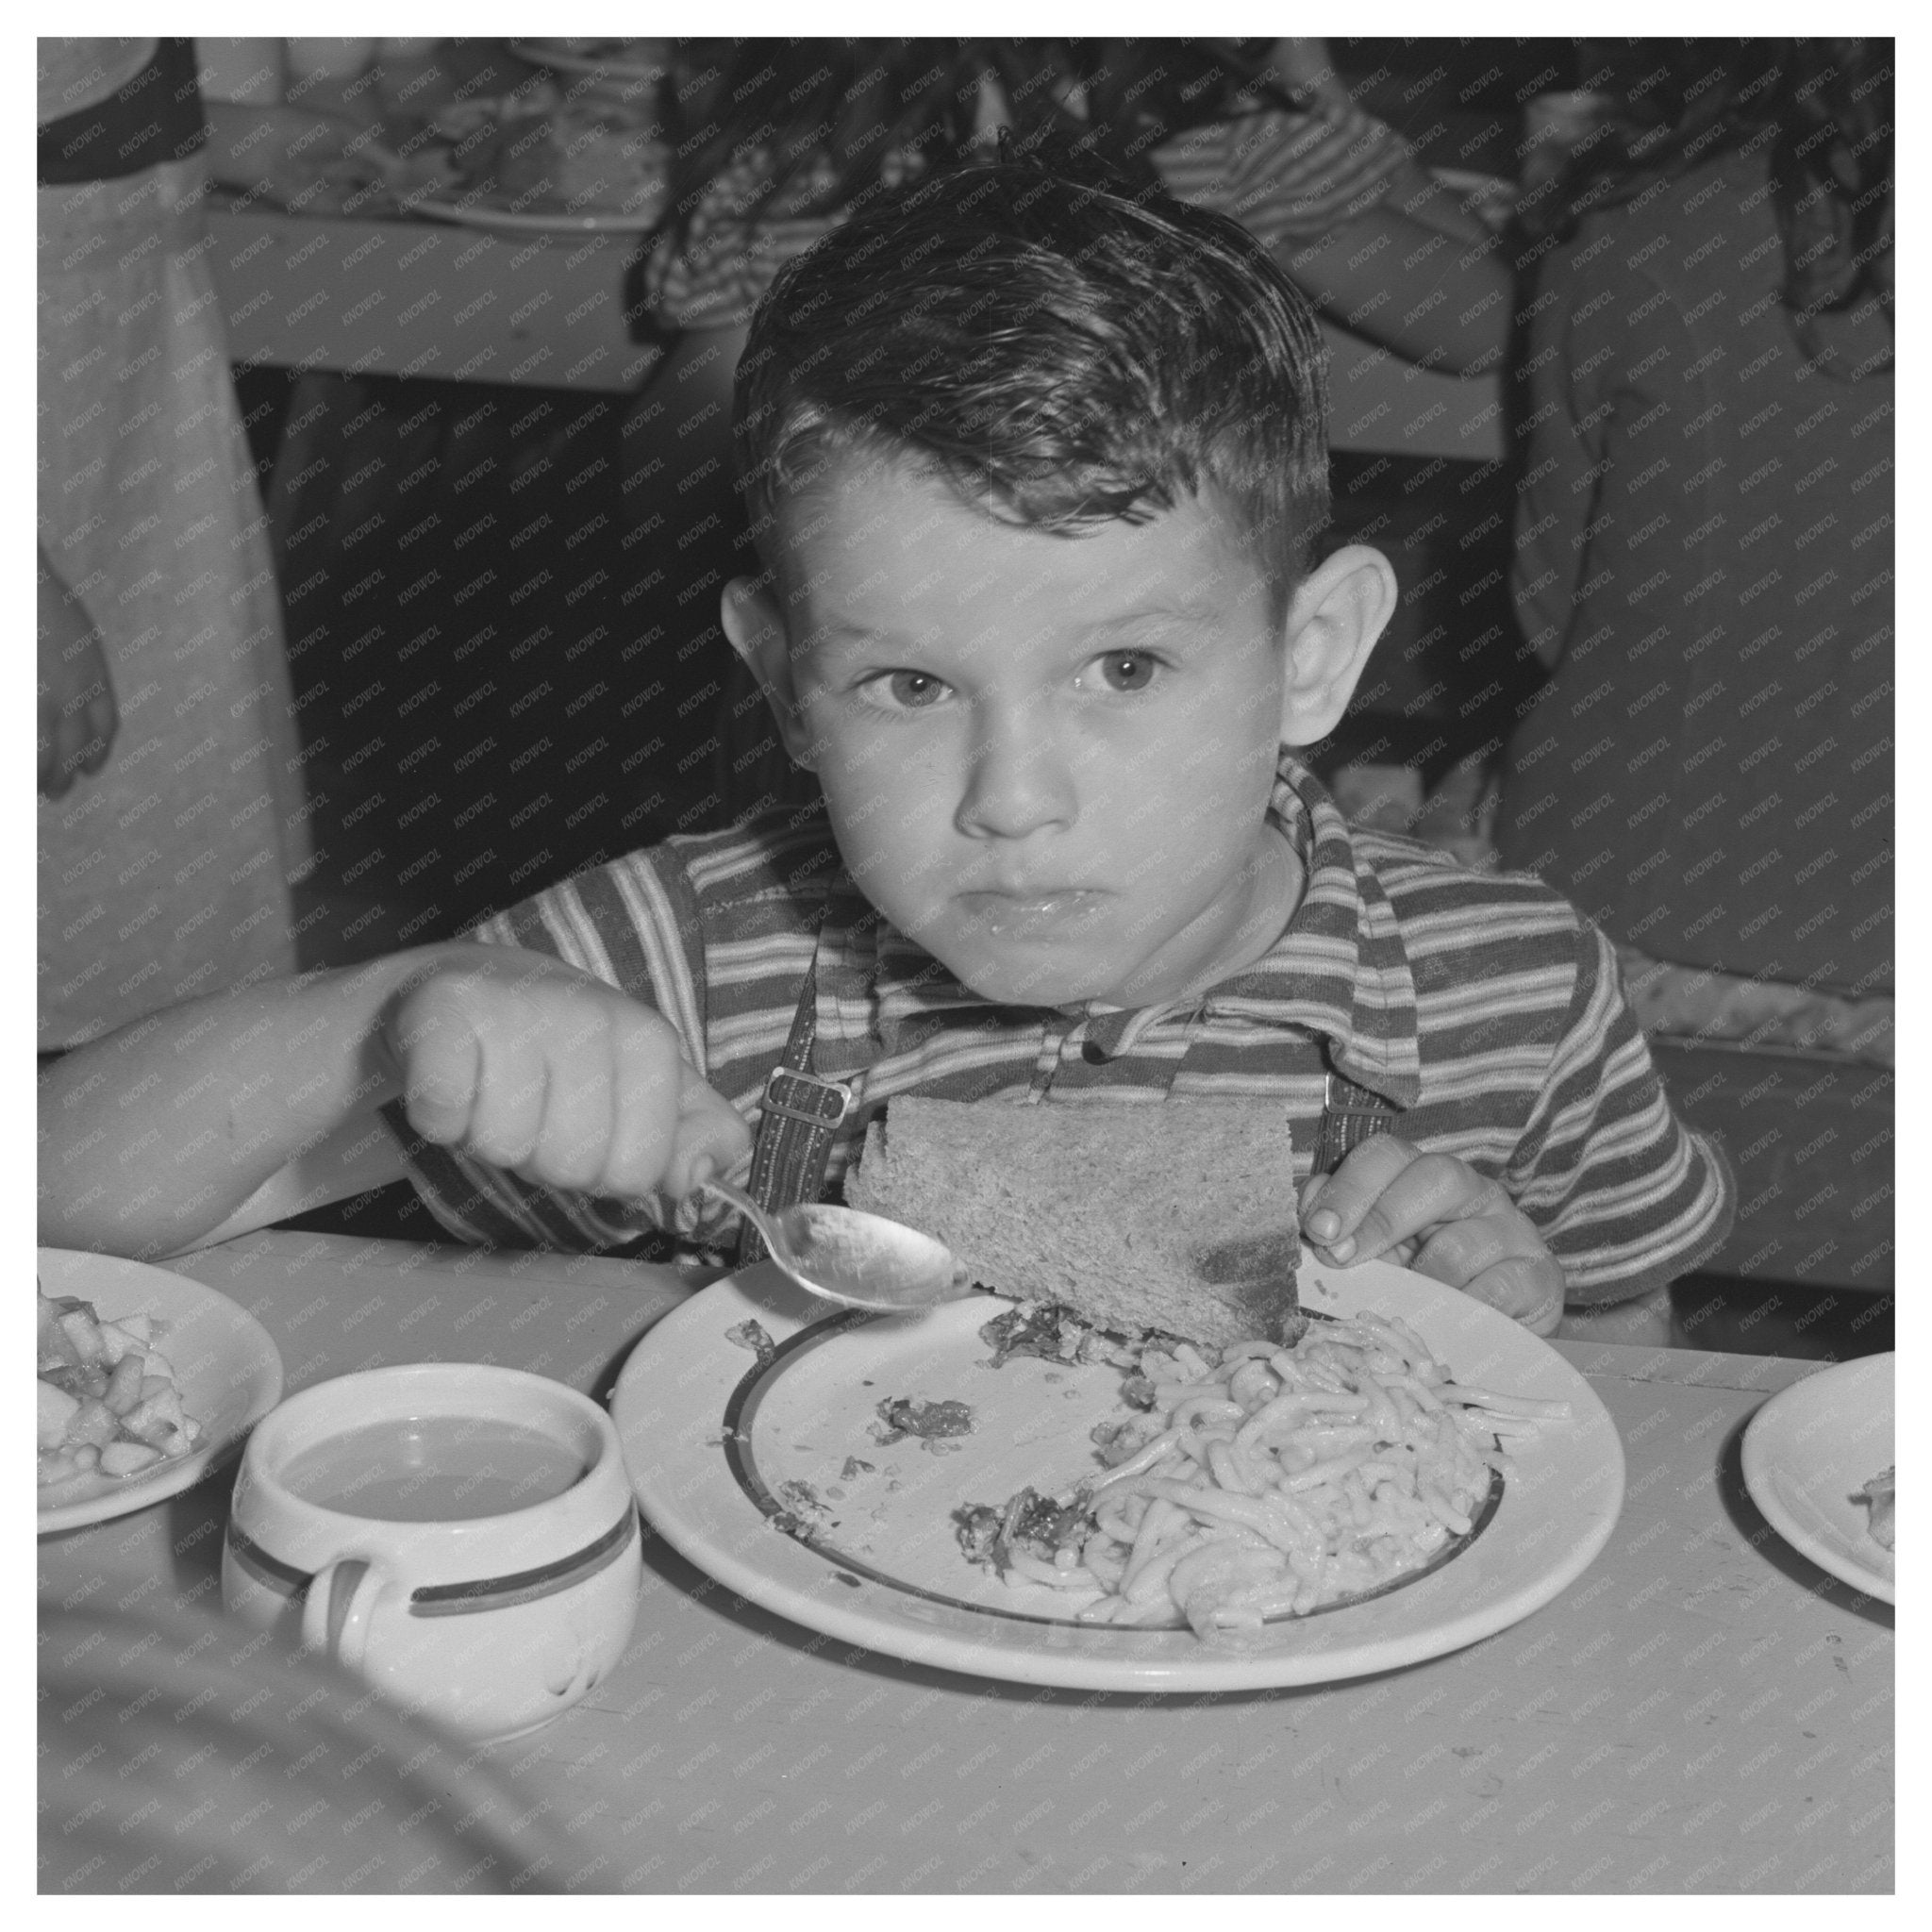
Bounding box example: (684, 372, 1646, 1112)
(223, 1364, 641, 1743)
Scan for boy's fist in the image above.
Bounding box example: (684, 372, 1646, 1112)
(384, 950, 749, 1208)
(1298, 1137, 1565, 1336)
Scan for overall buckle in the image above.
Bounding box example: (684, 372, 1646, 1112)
(760, 1067, 853, 1130)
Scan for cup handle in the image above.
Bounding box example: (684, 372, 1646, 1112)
(301, 1557, 387, 1671)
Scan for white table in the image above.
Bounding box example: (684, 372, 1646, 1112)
(38, 1231, 1892, 1892)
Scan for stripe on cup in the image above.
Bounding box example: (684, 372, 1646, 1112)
(225, 1522, 312, 1599)
(224, 1507, 638, 1617)
(408, 1507, 638, 1617)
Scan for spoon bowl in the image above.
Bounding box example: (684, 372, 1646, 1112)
(700, 1178, 971, 1313)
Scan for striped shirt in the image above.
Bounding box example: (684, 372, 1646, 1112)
(391, 758, 1733, 1304)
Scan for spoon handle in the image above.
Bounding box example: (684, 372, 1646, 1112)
(698, 1177, 786, 1253)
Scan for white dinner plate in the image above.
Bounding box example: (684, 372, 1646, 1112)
(1741, 1353, 1894, 1604)
(38, 1250, 284, 1536)
(407, 192, 663, 236)
(614, 1257, 1624, 1691)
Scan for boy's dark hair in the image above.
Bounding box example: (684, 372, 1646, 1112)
(732, 151, 1332, 600)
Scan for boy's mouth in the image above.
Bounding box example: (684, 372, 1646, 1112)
(955, 889, 1106, 938)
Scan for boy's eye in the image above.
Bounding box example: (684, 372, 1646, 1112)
(1091, 651, 1159, 693)
(859, 670, 952, 711)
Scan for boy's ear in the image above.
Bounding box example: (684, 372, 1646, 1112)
(1276, 544, 1399, 747)
(721, 575, 817, 768)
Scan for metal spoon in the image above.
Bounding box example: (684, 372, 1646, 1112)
(699, 1177, 971, 1313)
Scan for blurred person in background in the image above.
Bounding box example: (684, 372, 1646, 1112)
(645, 37, 1505, 366)
(38, 37, 312, 1049)
(1495, 39, 1892, 1032)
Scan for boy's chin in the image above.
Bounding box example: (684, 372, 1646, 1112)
(930, 939, 1133, 1012)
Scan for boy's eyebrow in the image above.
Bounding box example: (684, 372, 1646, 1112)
(1082, 596, 1226, 628)
(812, 618, 905, 647)
(820, 591, 1226, 641)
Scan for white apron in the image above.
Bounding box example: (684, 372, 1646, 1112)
(38, 154, 312, 1045)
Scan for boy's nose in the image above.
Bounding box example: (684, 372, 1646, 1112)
(954, 705, 1077, 841)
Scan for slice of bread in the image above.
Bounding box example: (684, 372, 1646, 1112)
(842, 1097, 1303, 1350)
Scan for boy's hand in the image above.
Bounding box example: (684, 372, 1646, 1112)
(1298, 1137, 1565, 1336)
(385, 952, 749, 1208)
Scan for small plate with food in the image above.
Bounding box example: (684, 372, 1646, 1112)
(614, 1099, 1624, 1691)
(1741, 1352, 1894, 1604)
(38, 1250, 284, 1535)
(406, 193, 665, 237)
(407, 76, 669, 232)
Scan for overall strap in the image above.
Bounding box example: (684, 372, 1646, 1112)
(1315, 1058, 1402, 1174)
(736, 953, 853, 1267)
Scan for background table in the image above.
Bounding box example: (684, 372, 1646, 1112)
(207, 205, 1505, 460)
(39, 1232, 1893, 1893)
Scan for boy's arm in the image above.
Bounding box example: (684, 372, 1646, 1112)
(183, 1113, 417, 1253)
(39, 950, 430, 1261)
(38, 941, 749, 1262)
(1299, 914, 1735, 1325)
(1503, 920, 1736, 1304)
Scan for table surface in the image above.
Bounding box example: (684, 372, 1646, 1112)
(39, 1232, 1893, 1894)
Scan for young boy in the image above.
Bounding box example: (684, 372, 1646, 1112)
(39, 157, 1732, 1337)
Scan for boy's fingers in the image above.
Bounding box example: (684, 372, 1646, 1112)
(394, 992, 484, 1147)
(663, 1069, 752, 1202)
(1306, 1142, 1500, 1266)
(1410, 1208, 1542, 1291)
(1355, 1158, 1503, 1263)
(1303, 1136, 1431, 1257)
(399, 976, 546, 1168)
(597, 1014, 691, 1201)
(1303, 1174, 1426, 1267)
(458, 1025, 545, 1170)
(1457, 1254, 1567, 1337)
(1302, 1135, 1416, 1243)
(528, 1023, 615, 1193)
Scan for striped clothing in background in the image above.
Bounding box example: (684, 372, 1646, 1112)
(391, 758, 1733, 1306)
(643, 98, 1412, 333)
(1151, 100, 1412, 254)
